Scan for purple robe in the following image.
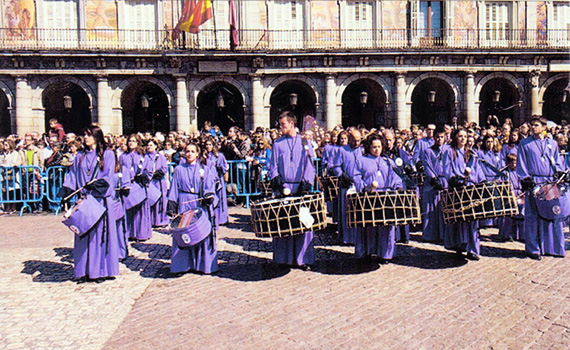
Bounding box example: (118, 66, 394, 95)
(500, 144, 518, 167)
(412, 137, 434, 164)
(207, 152, 229, 227)
(498, 168, 525, 241)
(442, 148, 485, 256)
(142, 151, 169, 227)
(119, 151, 152, 241)
(63, 149, 120, 279)
(517, 135, 565, 257)
(386, 147, 413, 242)
(110, 171, 128, 259)
(477, 149, 503, 227)
(268, 134, 316, 266)
(168, 161, 219, 274)
(333, 145, 363, 244)
(353, 154, 403, 260)
(420, 145, 447, 242)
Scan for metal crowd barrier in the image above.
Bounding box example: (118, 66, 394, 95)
(44, 166, 70, 215)
(0, 165, 44, 216)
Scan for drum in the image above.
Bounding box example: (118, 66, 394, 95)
(346, 190, 421, 228)
(440, 181, 518, 224)
(62, 194, 107, 236)
(320, 176, 339, 202)
(257, 179, 272, 198)
(409, 172, 425, 187)
(168, 208, 212, 248)
(532, 182, 570, 221)
(250, 193, 327, 238)
(123, 183, 146, 210)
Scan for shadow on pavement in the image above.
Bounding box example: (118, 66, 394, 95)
(21, 260, 75, 282)
(215, 252, 291, 282)
(480, 245, 527, 259)
(224, 214, 253, 232)
(392, 245, 468, 269)
(131, 242, 171, 260)
(54, 247, 74, 264)
(122, 243, 176, 279)
(222, 237, 273, 253)
(311, 248, 380, 275)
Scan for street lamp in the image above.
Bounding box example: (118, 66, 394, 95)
(289, 93, 298, 108)
(493, 90, 501, 103)
(216, 93, 225, 109)
(428, 90, 436, 104)
(141, 95, 150, 110)
(360, 91, 368, 106)
(63, 95, 72, 110)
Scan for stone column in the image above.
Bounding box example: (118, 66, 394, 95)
(530, 70, 542, 116)
(325, 75, 338, 131)
(395, 72, 409, 130)
(465, 72, 477, 125)
(15, 75, 33, 135)
(175, 75, 191, 132)
(96, 76, 115, 133)
(251, 75, 267, 129)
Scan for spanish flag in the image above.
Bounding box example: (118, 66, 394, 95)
(174, 0, 213, 37)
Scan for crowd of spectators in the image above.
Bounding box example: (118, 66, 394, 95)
(1, 115, 570, 214)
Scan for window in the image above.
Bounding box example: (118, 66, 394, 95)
(41, 0, 78, 47)
(419, 1, 442, 38)
(269, 0, 305, 49)
(124, 0, 157, 49)
(343, 1, 374, 48)
(552, 2, 570, 45)
(485, 2, 510, 42)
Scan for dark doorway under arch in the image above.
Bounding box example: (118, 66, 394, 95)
(479, 78, 521, 126)
(543, 78, 570, 125)
(43, 82, 91, 135)
(122, 82, 170, 136)
(269, 80, 316, 129)
(411, 78, 455, 127)
(341, 79, 386, 129)
(196, 82, 244, 134)
(0, 91, 10, 137)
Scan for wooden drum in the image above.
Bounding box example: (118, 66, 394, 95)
(320, 176, 339, 202)
(250, 193, 327, 238)
(257, 179, 272, 198)
(346, 190, 421, 228)
(440, 181, 518, 224)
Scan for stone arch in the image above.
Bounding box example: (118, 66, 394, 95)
(336, 74, 392, 105)
(474, 72, 525, 102)
(539, 73, 569, 101)
(32, 76, 95, 110)
(0, 80, 15, 108)
(406, 72, 460, 104)
(263, 75, 321, 107)
(111, 76, 174, 111)
(190, 76, 250, 109)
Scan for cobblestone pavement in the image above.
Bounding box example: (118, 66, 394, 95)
(2, 208, 570, 349)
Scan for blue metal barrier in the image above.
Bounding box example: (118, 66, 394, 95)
(44, 166, 70, 215)
(0, 165, 44, 216)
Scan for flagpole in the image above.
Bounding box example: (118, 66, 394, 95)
(212, 0, 218, 49)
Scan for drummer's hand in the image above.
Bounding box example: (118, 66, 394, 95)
(554, 171, 566, 182)
(448, 176, 463, 189)
(297, 181, 312, 196)
(370, 181, 379, 191)
(270, 177, 283, 192)
(201, 193, 215, 206)
(118, 186, 130, 197)
(58, 186, 74, 203)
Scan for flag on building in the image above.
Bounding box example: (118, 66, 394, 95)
(173, 0, 213, 38)
(229, 0, 239, 50)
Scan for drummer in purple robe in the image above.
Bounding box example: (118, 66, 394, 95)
(167, 143, 218, 274)
(204, 137, 229, 227)
(268, 111, 316, 270)
(477, 135, 503, 228)
(353, 133, 403, 263)
(333, 129, 362, 244)
(141, 139, 169, 227)
(120, 134, 152, 241)
(498, 154, 524, 242)
(517, 116, 566, 260)
(59, 125, 120, 282)
(420, 127, 448, 242)
(442, 128, 485, 261)
(499, 129, 520, 166)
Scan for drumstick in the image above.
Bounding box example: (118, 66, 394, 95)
(64, 179, 97, 202)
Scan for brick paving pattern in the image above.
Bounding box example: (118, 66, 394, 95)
(2, 208, 570, 349)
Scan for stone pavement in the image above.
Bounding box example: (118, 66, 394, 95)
(2, 208, 570, 349)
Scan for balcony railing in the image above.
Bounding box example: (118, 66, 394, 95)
(1, 28, 568, 52)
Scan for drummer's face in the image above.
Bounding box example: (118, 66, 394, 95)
(84, 134, 95, 149)
(456, 131, 467, 148)
(205, 142, 213, 151)
(434, 133, 445, 146)
(349, 133, 361, 149)
(279, 117, 295, 136)
(508, 160, 517, 170)
(370, 140, 382, 157)
(531, 122, 545, 136)
(339, 134, 348, 146)
(185, 145, 199, 164)
(147, 141, 157, 153)
(485, 139, 494, 150)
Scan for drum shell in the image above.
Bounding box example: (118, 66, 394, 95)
(533, 183, 570, 221)
(123, 183, 146, 209)
(440, 181, 519, 224)
(170, 208, 212, 248)
(257, 180, 272, 198)
(346, 190, 421, 228)
(320, 176, 339, 202)
(62, 194, 107, 236)
(146, 183, 162, 206)
(250, 193, 327, 238)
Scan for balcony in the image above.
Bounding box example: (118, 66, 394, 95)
(1, 28, 568, 52)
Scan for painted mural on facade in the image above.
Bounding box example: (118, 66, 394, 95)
(382, 0, 407, 40)
(4, 0, 35, 40)
(452, 1, 477, 45)
(311, 1, 339, 45)
(518, 2, 526, 41)
(86, 0, 117, 40)
(537, 1, 547, 41)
